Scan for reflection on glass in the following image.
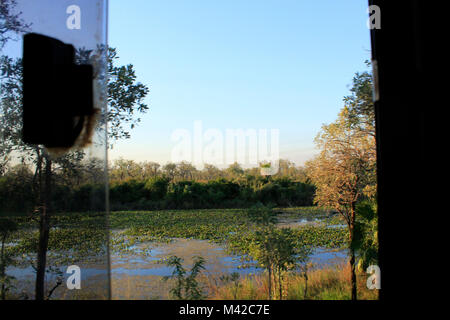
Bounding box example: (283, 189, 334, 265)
(0, 0, 109, 300)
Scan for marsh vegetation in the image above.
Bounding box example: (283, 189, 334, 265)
(0, 206, 378, 300)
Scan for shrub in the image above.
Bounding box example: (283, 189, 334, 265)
(143, 176, 169, 201)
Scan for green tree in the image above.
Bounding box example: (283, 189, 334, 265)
(231, 206, 311, 300)
(201, 163, 222, 181)
(107, 48, 149, 141)
(110, 159, 143, 182)
(234, 227, 311, 300)
(142, 161, 161, 179)
(162, 163, 177, 181)
(144, 176, 169, 201)
(225, 162, 244, 180)
(176, 161, 198, 181)
(343, 62, 375, 138)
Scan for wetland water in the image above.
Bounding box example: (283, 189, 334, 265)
(5, 213, 348, 299)
(110, 238, 346, 299)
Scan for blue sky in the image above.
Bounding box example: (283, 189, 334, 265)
(107, 1, 371, 166)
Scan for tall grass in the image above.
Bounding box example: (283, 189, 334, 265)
(207, 264, 378, 300)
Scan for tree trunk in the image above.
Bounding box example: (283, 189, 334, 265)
(1, 234, 6, 300)
(349, 203, 357, 301)
(303, 269, 308, 300)
(35, 157, 52, 300)
(268, 266, 272, 300)
(349, 248, 357, 300)
(32, 148, 43, 207)
(278, 268, 282, 300)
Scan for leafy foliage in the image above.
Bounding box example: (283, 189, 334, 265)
(0, 0, 30, 50)
(305, 64, 377, 300)
(226, 206, 314, 299)
(107, 48, 149, 141)
(0, 217, 18, 299)
(353, 200, 378, 271)
(163, 255, 206, 300)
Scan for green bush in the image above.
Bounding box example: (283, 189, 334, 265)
(0, 175, 34, 214)
(143, 176, 169, 201)
(0, 172, 316, 212)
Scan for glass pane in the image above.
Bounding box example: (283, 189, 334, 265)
(1, 0, 109, 300)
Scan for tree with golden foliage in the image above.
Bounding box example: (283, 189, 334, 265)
(306, 68, 377, 300)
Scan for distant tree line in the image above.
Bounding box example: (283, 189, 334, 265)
(108, 158, 309, 183)
(0, 159, 315, 212)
